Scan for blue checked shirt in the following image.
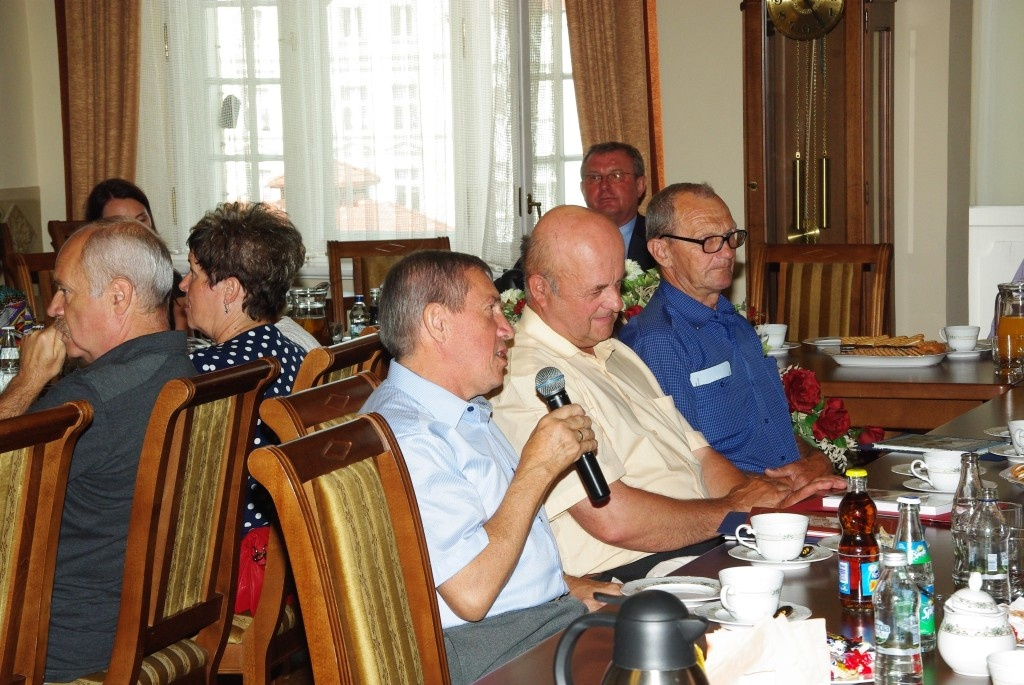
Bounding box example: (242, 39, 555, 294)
(362, 362, 568, 628)
(619, 281, 799, 472)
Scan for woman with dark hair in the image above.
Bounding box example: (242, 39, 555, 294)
(85, 178, 155, 228)
(84, 178, 189, 329)
(180, 203, 306, 610)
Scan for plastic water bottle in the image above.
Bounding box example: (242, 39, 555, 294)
(893, 496, 935, 652)
(966, 487, 1011, 604)
(0, 326, 20, 374)
(369, 287, 381, 326)
(873, 551, 922, 685)
(952, 452, 984, 587)
(348, 295, 369, 337)
(0, 326, 17, 393)
(838, 468, 879, 612)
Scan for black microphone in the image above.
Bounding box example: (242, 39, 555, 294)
(535, 366, 610, 504)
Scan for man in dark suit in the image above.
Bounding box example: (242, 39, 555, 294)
(494, 141, 654, 291)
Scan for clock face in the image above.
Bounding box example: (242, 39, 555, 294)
(767, 0, 845, 40)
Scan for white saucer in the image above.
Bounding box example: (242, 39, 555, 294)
(892, 463, 986, 477)
(803, 337, 841, 348)
(902, 477, 996, 493)
(692, 601, 811, 627)
(991, 444, 1024, 460)
(728, 544, 832, 570)
(767, 342, 800, 356)
(985, 426, 1012, 439)
(620, 576, 720, 606)
(818, 534, 841, 552)
(946, 348, 990, 360)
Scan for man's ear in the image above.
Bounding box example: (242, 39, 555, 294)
(648, 237, 672, 269)
(109, 277, 134, 315)
(527, 273, 549, 309)
(422, 302, 449, 343)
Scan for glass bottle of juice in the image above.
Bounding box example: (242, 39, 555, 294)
(839, 468, 880, 612)
(994, 282, 1024, 371)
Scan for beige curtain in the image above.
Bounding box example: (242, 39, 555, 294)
(56, 0, 142, 219)
(565, 0, 664, 198)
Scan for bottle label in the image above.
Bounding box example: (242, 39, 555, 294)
(875, 622, 891, 642)
(860, 561, 880, 597)
(920, 584, 936, 636)
(896, 539, 932, 565)
(839, 560, 851, 595)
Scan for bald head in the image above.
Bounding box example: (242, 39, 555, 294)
(522, 205, 624, 354)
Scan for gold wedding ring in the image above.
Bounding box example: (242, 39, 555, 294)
(576, 429, 584, 442)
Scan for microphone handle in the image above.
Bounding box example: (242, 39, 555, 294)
(542, 390, 610, 504)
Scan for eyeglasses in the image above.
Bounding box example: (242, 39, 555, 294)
(582, 171, 636, 186)
(661, 229, 748, 254)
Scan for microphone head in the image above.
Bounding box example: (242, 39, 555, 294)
(535, 366, 566, 398)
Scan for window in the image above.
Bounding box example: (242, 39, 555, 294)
(137, 0, 582, 276)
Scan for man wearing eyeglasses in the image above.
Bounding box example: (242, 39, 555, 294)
(619, 182, 833, 485)
(494, 142, 654, 291)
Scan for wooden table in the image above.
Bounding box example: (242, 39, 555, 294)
(476, 437, 1024, 684)
(783, 344, 1020, 431)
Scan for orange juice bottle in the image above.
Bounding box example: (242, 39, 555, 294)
(996, 315, 1024, 367)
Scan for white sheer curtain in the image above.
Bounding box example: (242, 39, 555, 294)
(135, 0, 548, 271)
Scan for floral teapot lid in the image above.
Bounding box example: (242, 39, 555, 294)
(945, 572, 1007, 618)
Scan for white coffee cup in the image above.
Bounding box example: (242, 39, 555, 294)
(940, 325, 981, 352)
(1010, 420, 1024, 456)
(910, 460, 961, 492)
(718, 566, 785, 624)
(734, 512, 809, 562)
(756, 323, 788, 351)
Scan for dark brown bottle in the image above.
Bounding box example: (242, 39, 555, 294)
(838, 468, 880, 612)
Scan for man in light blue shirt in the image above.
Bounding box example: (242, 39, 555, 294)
(363, 249, 616, 685)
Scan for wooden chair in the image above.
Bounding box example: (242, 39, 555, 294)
(6, 252, 57, 324)
(262, 371, 381, 442)
(219, 371, 382, 683)
(291, 332, 390, 391)
(0, 223, 16, 288)
(747, 243, 893, 341)
(248, 414, 450, 684)
(326, 237, 450, 325)
(73, 358, 278, 684)
(48, 220, 87, 252)
(0, 401, 91, 685)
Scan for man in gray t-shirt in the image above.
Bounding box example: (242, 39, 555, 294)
(0, 219, 195, 681)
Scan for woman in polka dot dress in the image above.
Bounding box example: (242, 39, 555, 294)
(179, 201, 307, 611)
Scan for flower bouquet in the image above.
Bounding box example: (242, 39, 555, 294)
(781, 365, 884, 473)
(500, 288, 527, 325)
(620, 259, 660, 321)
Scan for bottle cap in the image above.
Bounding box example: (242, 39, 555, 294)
(845, 468, 867, 477)
(881, 551, 908, 567)
(896, 495, 921, 505)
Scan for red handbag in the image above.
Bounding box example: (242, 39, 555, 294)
(235, 526, 270, 614)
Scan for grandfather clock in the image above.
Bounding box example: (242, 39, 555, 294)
(740, 0, 896, 248)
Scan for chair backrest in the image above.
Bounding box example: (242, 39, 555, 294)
(0, 223, 15, 289)
(292, 331, 390, 391)
(101, 358, 278, 683)
(6, 252, 57, 323)
(747, 243, 893, 341)
(326, 237, 451, 325)
(261, 370, 381, 442)
(0, 401, 91, 685)
(47, 220, 87, 253)
(248, 413, 449, 684)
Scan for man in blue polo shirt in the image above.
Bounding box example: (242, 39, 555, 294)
(619, 182, 832, 485)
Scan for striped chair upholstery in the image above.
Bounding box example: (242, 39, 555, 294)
(217, 370, 383, 683)
(58, 359, 278, 685)
(0, 402, 91, 685)
(748, 243, 893, 341)
(248, 414, 450, 684)
(291, 332, 390, 392)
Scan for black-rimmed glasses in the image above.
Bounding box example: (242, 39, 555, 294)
(661, 229, 748, 254)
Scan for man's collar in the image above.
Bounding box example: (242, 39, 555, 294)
(518, 305, 616, 362)
(387, 361, 490, 427)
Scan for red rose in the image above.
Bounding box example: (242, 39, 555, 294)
(623, 305, 643, 320)
(814, 398, 852, 440)
(857, 425, 885, 446)
(513, 299, 526, 315)
(782, 367, 821, 413)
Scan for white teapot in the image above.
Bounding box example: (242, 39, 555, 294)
(938, 572, 1017, 676)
